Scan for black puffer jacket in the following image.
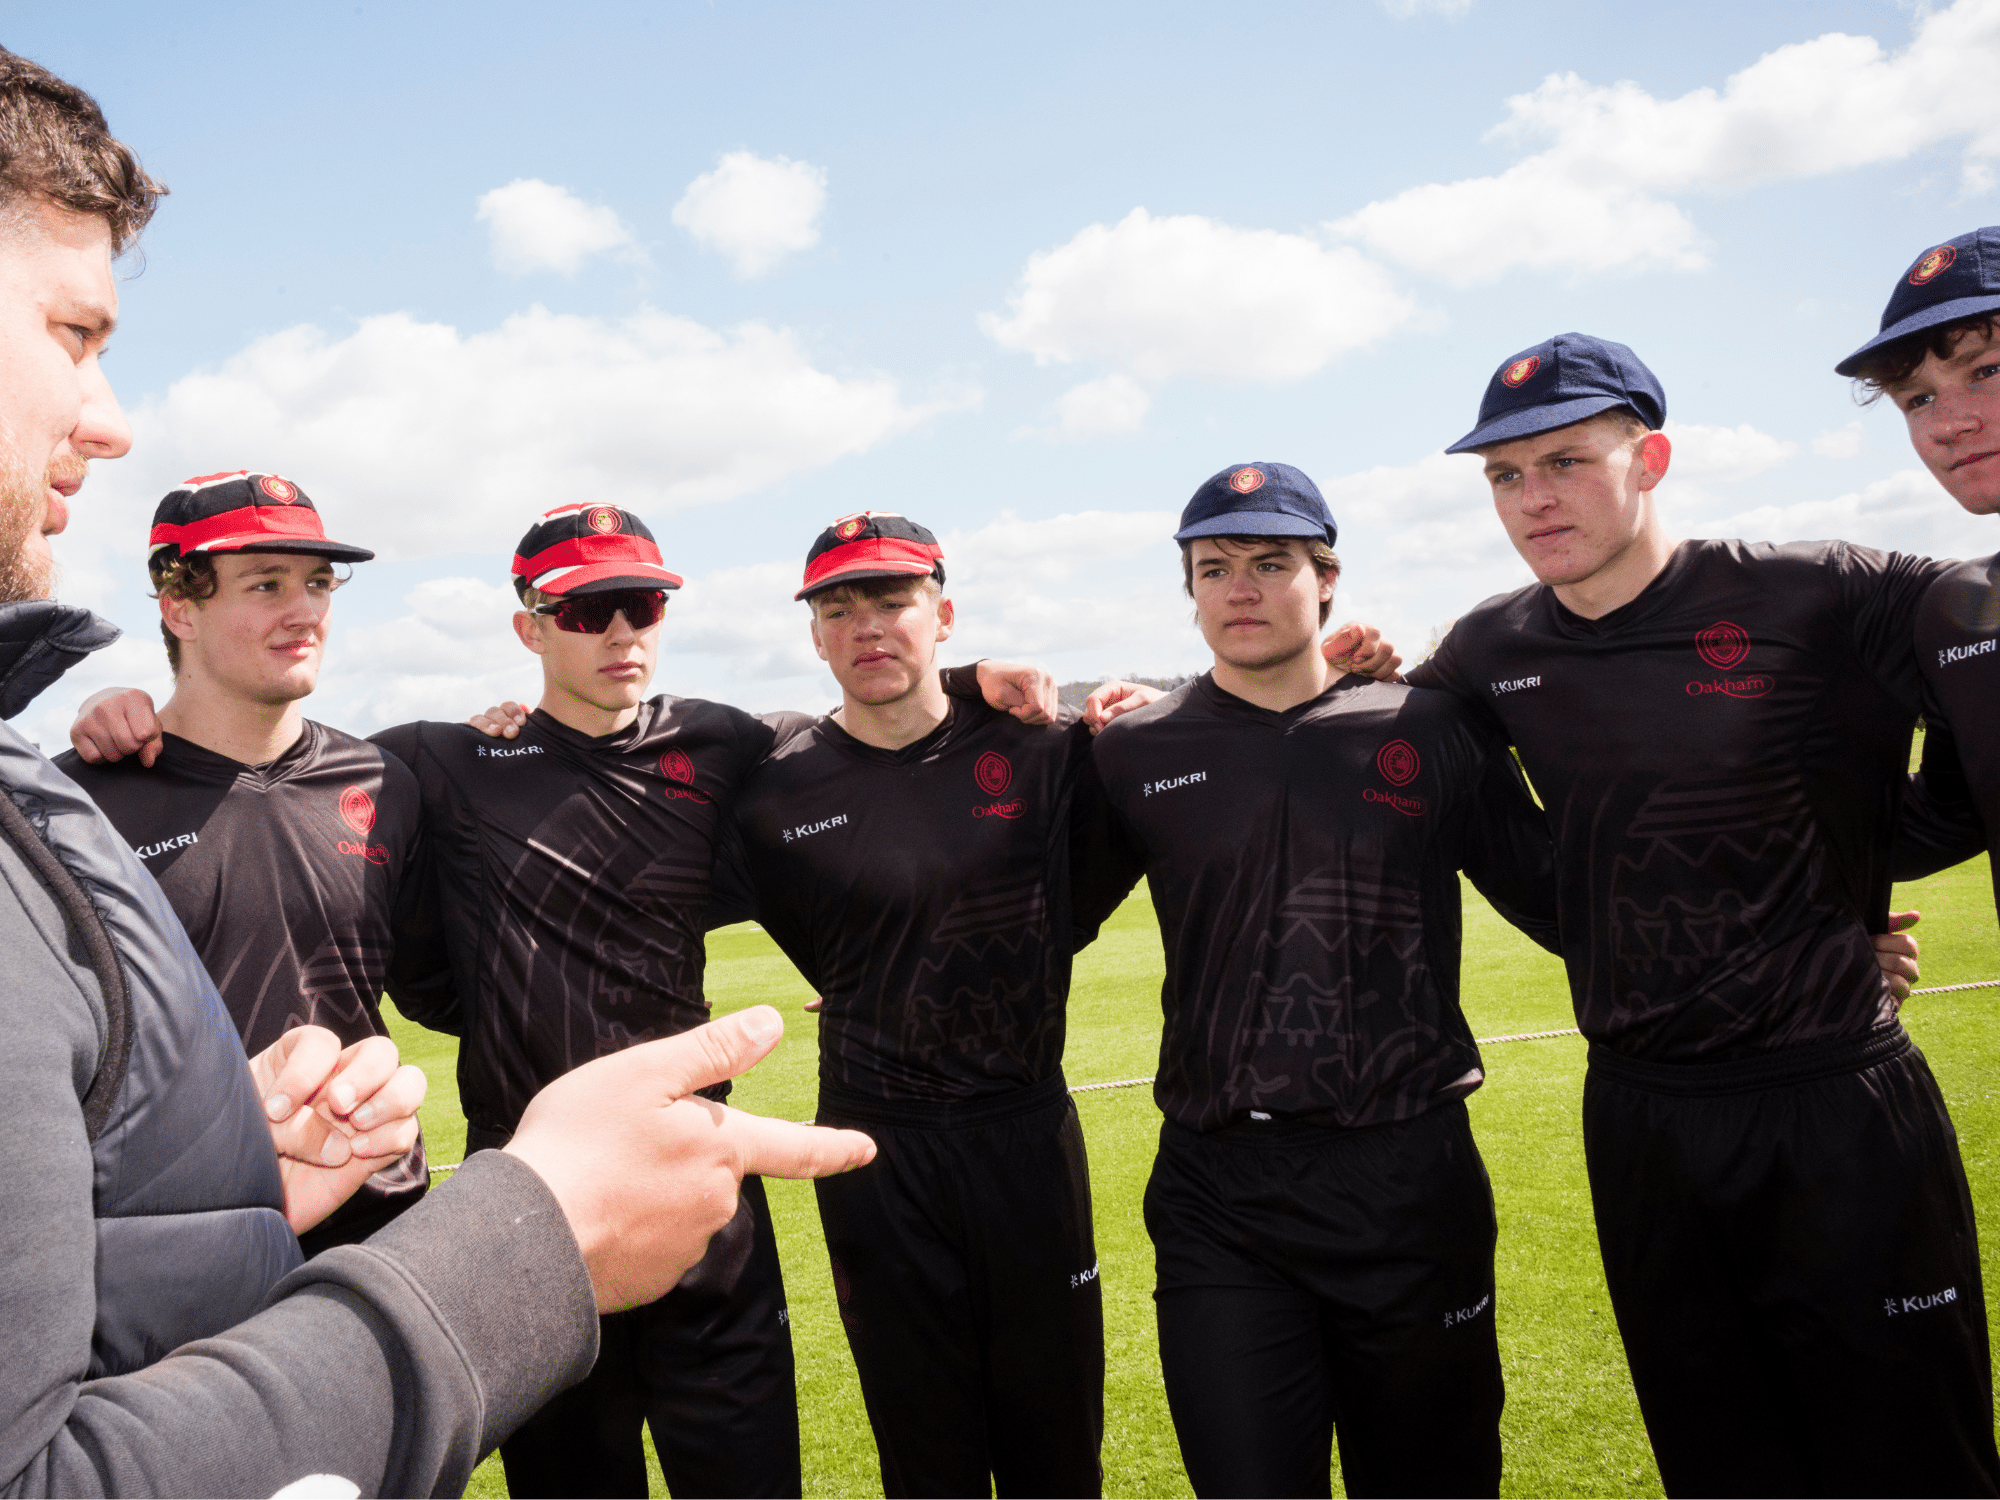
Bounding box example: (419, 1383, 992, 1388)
(0, 601, 298, 1379)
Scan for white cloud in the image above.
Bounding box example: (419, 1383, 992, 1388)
(1709, 466, 2000, 559)
(332, 576, 539, 727)
(672, 151, 827, 278)
(1333, 0, 2000, 284)
(980, 208, 1428, 385)
(1813, 421, 1868, 460)
(1380, 0, 1473, 17)
(87, 307, 974, 563)
(1662, 421, 1798, 484)
(476, 179, 635, 277)
(1025, 375, 1152, 441)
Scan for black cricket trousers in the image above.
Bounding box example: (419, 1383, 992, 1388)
(813, 1073, 1105, 1499)
(1145, 1101, 1504, 1499)
(468, 1127, 800, 1499)
(1584, 1024, 2000, 1498)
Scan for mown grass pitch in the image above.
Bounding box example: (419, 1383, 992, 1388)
(388, 855, 2000, 1498)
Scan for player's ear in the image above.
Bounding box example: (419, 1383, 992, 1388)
(1637, 431, 1672, 489)
(158, 590, 199, 645)
(511, 610, 547, 657)
(808, 611, 829, 663)
(935, 596, 954, 640)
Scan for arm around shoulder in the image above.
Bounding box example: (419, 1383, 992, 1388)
(1458, 733, 1561, 955)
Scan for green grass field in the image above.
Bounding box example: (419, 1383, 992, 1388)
(386, 855, 2000, 1499)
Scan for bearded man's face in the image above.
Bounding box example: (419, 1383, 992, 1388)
(0, 198, 131, 601)
(0, 445, 87, 602)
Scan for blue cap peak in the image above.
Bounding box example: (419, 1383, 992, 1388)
(1175, 462, 1337, 548)
(1836, 227, 2000, 377)
(1447, 333, 1666, 454)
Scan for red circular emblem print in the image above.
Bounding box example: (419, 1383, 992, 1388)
(834, 514, 868, 541)
(1695, 620, 1751, 671)
(258, 475, 298, 503)
(975, 751, 1012, 796)
(1911, 245, 1958, 286)
(1229, 467, 1265, 494)
(661, 748, 696, 785)
(338, 785, 376, 835)
(586, 505, 622, 535)
(1376, 740, 1420, 787)
(1502, 356, 1541, 388)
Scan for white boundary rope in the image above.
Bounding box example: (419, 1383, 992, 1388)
(425, 978, 2000, 1169)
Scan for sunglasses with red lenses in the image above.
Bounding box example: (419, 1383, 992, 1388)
(531, 588, 669, 634)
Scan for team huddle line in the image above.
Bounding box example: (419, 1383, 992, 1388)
(16, 45, 2000, 1500)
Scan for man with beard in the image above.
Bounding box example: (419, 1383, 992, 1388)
(1083, 465, 1559, 1498)
(0, 44, 875, 1498)
(1376, 333, 1998, 1495)
(60, 471, 429, 1256)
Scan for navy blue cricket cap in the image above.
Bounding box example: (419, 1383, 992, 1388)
(1175, 462, 1337, 548)
(1835, 227, 2000, 377)
(1446, 333, 1667, 454)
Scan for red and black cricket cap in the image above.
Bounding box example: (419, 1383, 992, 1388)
(796, 511, 944, 601)
(510, 502, 685, 600)
(148, 471, 374, 564)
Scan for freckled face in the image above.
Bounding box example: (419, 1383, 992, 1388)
(1886, 330, 2000, 515)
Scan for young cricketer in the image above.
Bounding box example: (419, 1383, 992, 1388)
(716, 512, 1112, 1499)
(60, 470, 427, 1255)
(1085, 463, 1560, 1498)
(1397, 334, 1999, 1495)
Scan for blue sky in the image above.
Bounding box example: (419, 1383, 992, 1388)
(11, 0, 2000, 742)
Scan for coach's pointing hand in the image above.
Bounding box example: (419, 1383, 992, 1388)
(505, 1005, 875, 1313)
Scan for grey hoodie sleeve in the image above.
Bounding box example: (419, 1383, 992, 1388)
(4, 1151, 599, 1499)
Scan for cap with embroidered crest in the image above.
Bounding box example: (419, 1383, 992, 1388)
(509, 503, 684, 600)
(1836, 226, 2000, 377)
(1174, 462, 1337, 547)
(1446, 333, 1666, 454)
(148, 471, 374, 564)
(796, 511, 945, 601)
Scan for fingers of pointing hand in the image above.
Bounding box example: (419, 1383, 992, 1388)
(724, 1109, 876, 1180)
(632, 1006, 786, 1101)
(1886, 909, 1922, 934)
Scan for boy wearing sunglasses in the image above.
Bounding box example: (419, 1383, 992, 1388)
(375, 501, 1067, 1499)
(360, 500, 807, 1499)
(60, 470, 430, 1256)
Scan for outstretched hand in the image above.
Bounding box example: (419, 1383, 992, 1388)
(70, 686, 165, 766)
(1082, 679, 1164, 735)
(1875, 910, 1921, 1007)
(974, 660, 1058, 725)
(251, 1026, 428, 1233)
(468, 701, 532, 738)
(1322, 622, 1402, 682)
(506, 1006, 875, 1312)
